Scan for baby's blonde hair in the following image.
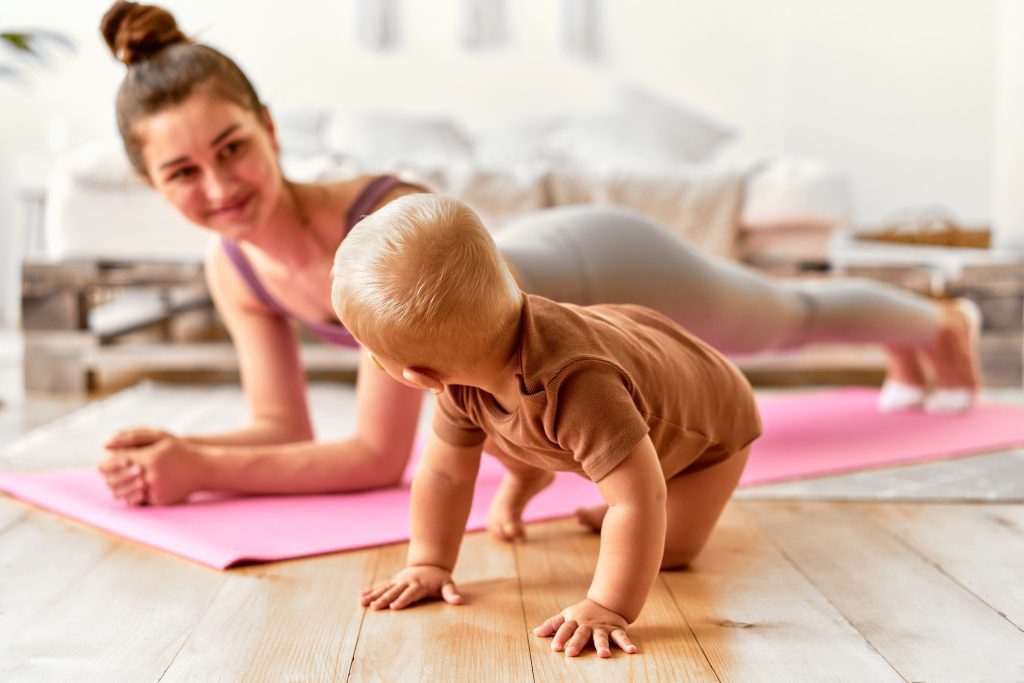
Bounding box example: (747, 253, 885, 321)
(331, 194, 522, 375)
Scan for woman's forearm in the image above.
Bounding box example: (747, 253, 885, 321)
(182, 420, 313, 448)
(189, 435, 411, 495)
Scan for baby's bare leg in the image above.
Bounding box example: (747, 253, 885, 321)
(661, 447, 751, 568)
(485, 439, 555, 542)
(575, 447, 750, 566)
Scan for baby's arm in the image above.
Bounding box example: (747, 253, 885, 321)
(588, 434, 667, 620)
(534, 435, 666, 656)
(361, 428, 483, 610)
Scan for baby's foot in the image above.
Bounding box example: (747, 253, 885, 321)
(575, 505, 609, 532)
(487, 470, 554, 542)
(922, 298, 982, 413)
(878, 347, 928, 412)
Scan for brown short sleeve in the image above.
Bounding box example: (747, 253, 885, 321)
(432, 386, 488, 448)
(550, 361, 650, 481)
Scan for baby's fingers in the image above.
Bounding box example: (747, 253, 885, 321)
(593, 629, 612, 658)
(390, 583, 427, 610)
(552, 620, 578, 652)
(370, 583, 407, 610)
(533, 613, 565, 638)
(610, 628, 638, 654)
(564, 626, 592, 657)
(359, 582, 394, 606)
(440, 581, 463, 605)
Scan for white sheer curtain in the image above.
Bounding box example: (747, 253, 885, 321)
(561, 0, 605, 61)
(460, 0, 507, 50)
(354, 0, 400, 51)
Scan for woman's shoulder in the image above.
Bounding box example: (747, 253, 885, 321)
(325, 174, 380, 208)
(203, 236, 278, 315)
(343, 174, 432, 212)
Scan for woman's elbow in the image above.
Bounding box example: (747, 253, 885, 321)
(353, 438, 410, 489)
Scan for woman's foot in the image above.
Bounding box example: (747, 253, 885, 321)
(487, 470, 555, 542)
(921, 296, 983, 411)
(921, 298, 982, 413)
(879, 347, 928, 412)
(879, 298, 982, 414)
(575, 504, 609, 532)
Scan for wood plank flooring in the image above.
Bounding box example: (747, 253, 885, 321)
(3, 495, 1022, 681)
(1, 374, 1023, 680)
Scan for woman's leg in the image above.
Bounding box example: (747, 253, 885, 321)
(497, 205, 940, 353)
(496, 206, 978, 407)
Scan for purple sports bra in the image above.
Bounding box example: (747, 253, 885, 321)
(220, 175, 418, 347)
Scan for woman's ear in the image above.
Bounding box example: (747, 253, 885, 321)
(402, 367, 445, 395)
(260, 105, 280, 154)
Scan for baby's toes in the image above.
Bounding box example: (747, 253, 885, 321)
(501, 520, 525, 542)
(487, 513, 524, 542)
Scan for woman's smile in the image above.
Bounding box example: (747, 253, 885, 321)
(207, 191, 256, 222)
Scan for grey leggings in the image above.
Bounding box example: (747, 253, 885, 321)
(495, 205, 941, 355)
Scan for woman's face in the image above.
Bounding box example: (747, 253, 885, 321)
(137, 90, 283, 240)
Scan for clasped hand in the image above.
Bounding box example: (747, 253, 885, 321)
(97, 427, 199, 505)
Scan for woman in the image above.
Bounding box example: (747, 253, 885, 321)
(97, 1, 979, 506)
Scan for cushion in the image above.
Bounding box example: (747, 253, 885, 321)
(272, 106, 332, 159)
(473, 114, 568, 169)
(545, 84, 736, 170)
(324, 111, 475, 169)
(742, 158, 853, 230)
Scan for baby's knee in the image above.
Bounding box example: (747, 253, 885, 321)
(661, 542, 706, 570)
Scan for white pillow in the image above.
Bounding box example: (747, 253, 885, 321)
(473, 114, 568, 169)
(446, 164, 550, 231)
(273, 106, 331, 159)
(741, 158, 853, 230)
(324, 111, 475, 169)
(606, 84, 735, 162)
(545, 85, 735, 170)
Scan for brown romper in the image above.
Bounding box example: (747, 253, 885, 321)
(433, 294, 762, 482)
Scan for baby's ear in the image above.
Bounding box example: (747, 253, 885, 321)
(402, 367, 445, 395)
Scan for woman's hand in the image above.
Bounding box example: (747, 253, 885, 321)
(359, 565, 463, 610)
(104, 427, 174, 451)
(99, 431, 205, 506)
(534, 599, 638, 658)
(98, 452, 148, 505)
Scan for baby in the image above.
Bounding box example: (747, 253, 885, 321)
(331, 194, 762, 658)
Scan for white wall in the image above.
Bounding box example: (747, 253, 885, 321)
(992, 0, 1024, 250)
(0, 0, 1004, 325)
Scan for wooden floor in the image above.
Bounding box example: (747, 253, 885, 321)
(1, 352, 1023, 680)
(3, 496, 1022, 681)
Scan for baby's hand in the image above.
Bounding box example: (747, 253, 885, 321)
(360, 565, 463, 610)
(534, 599, 637, 658)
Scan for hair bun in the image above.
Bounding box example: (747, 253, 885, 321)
(100, 1, 188, 66)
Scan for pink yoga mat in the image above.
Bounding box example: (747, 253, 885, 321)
(2, 388, 1023, 569)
